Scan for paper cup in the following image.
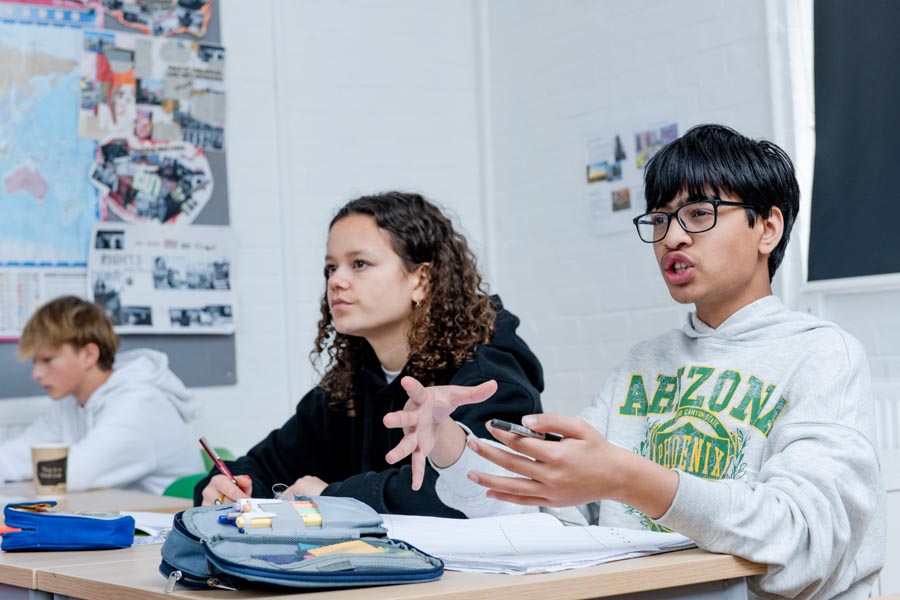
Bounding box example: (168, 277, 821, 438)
(31, 444, 68, 497)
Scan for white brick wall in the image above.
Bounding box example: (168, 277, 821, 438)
(483, 0, 777, 415)
(206, 0, 487, 453)
(3, 0, 898, 464)
(0, 0, 486, 455)
(804, 286, 900, 451)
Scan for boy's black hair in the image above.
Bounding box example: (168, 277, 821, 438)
(643, 124, 800, 281)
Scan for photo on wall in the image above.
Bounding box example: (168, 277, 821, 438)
(103, 0, 214, 38)
(584, 116, 678, 236)
(79, 29, 226, 152)
(88, 222, 236, 334)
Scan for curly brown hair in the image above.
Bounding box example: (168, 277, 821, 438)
(312, 192, 495, 416)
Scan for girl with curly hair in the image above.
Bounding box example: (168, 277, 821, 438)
(196, 192, 544, 516)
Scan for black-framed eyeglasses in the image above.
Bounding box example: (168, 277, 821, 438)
(632, 198, 755, 243)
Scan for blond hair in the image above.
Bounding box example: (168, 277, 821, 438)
(17, 296, 119, 370)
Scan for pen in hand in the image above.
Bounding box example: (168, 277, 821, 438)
(199, 436, 238, 486)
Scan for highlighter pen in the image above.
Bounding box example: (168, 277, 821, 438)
(235, 516, 272, 529)
(489, 419, 563, 442)
(199, 436, 239, 485)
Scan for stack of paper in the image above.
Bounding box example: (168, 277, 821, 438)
(380, 512, 695, 574)
(119, 511, 175, 545)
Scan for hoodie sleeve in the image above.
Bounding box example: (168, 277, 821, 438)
(319, 303, 545, 516)
(434, 371, 619, 522)
(654, 334, 883, 598)
(321, 376, 543, 516)
(322, 459, 461, 516)
(193, 388, 337, 505)
(64, 384, 192, 491)
(0, 405, 65, 482)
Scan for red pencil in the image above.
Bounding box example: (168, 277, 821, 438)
(199, 436, 238, 485)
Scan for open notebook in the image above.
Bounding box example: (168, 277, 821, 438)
(380, 512, 695, 574)
(120, 510, 175, 545)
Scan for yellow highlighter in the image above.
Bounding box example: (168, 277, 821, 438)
(235, 516, 272, 529)
(307, 540, 383, 556)
(302, 513, 322, 527)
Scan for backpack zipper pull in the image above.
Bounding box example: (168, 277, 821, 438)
(164, 570, 182, 593)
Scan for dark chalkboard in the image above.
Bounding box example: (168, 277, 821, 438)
(808, 0, 900, 280)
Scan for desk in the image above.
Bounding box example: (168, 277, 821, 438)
(33, 547, 762, 600)
(0, 546, 150, 591)
(0, 482, 192, 515)
(0, 486, 191, 598)
(0, 488, 763, 600)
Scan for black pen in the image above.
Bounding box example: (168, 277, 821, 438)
(489, 419, 563, 441)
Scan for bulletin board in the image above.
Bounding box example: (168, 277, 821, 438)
(0, 0, 235, 398)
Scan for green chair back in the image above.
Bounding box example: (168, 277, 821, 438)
(162, 473, 205, 499)
(201, 447, 235, 471)
(163, 447, 236, 499)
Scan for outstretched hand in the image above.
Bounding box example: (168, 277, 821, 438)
(383, 376, 498, 491)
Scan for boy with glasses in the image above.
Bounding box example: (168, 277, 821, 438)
(384, 124, 884, 599)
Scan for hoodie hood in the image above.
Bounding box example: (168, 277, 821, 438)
(682, 295, 832, 344)
(90, 348, 197, 422)
(488, 296, 544, 392)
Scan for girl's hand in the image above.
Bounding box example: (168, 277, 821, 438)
(200, 474, 252, 506)
(283, 475, 328, 497)
(384, 376, 498, 490)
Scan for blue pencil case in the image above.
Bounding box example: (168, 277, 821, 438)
(1, 501, 135, 551)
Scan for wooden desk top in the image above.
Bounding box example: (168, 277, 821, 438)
(0, 485, 191, 589)
(0, 481, 192, 515)
(36, 547, 765, 600)
(0, 487, 765, 600)
(0, 545, 155, 590)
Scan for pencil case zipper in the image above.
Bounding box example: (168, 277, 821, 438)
(202, 535, 442, 587)
(0, 525, 36, 549)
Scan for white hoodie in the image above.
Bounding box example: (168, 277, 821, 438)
(0, 349, 203, 494)
(435, 296, 885, 600)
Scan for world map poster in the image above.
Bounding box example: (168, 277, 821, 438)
(0, 25, 100, 267)
(0, 24, 100, 337)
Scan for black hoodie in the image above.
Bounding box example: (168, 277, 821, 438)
(193, 297, 544, 517)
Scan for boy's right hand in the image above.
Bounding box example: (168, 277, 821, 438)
(200, 474, 252, 506)
(383, 376, 498, 491)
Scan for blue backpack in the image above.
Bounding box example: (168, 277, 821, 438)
(159, 496, 443, 592)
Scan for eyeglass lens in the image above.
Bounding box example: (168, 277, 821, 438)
(636, 200, 717, 242)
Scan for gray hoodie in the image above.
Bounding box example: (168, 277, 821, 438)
(0, 349, 203, 494)
(436, 296, 885, 599)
